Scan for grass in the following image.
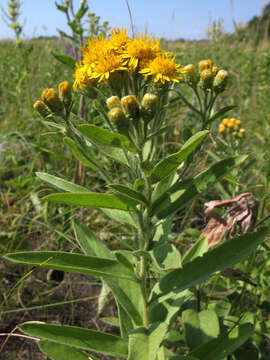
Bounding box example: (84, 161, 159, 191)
(1, 31, 270, 359)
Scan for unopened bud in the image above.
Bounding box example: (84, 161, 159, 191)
(213, 69, 228, 93)
(198, 59, 213, 72)
(106, 96, 121, 110)
(212, 66, 219, 75)
(142, 93, 158, 119)
(200, 68, 214, 90)
(235, 119, 242, 126)
(58, 81, 72, 108)
(121, 95, 140, 120)
(41, 88, 63, 114)
(218, 124, 226, 133)
(239, 128, 245, 136)
(33, 100, 51, 118)
(183, 64, 198, 86)
(108, 107, 129, 135)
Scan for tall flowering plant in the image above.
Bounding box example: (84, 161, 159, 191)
(5, 28, 267, 360)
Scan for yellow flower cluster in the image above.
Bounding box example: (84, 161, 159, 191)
(219, 118, 245, 137)
(73, 27, 183, 90)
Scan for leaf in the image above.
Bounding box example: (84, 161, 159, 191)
(39, 340, 90, 360)
(100, 317, 120, 327)
(150, 242, 181, 271)
(51, 52, 76, 69)
(151, 155, 248, 219)
(182, 309, 220, 350)
(5, 251, 136, 280)
(77, 124, 136, 152)
(102, 208, 136, 227)
(72, 218, 114, 259)
(20, 322, 128, 358)
(36, 172, 90, 193)
(43, 192, 138, 211)
(207, 105, 237, 124)
(182, 237, 208, 265)
(151, 131, 209, 184)
(105, 278, 143, 326)
(149, 228, 269, 306)
(63, 137, 98, 169)
(109, 184, 148, 205)
(189, 324, 253, 360)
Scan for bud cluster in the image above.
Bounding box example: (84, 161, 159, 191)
(219, 118, 245, 137)
(106, 93, 158, 135)
(33, 81, 72, 118)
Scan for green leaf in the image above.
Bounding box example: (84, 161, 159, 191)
(72, 218, 114, 259)
(20, 322, 128, 358)
(207, 105, 237, 124)
(100, 317, 120, 327)
(109, 184, 148, 205)
(182, 309, 220, 350)
(43, 192, 138, 211)
(150, 242, 181, 271)
(75, 2, 89, 20)
(106, 278, 143, 326)
(102, 208, 136, 227)
(127, 328, 148, 360)
(5, 251, 136, 280)
(77, 124, 136, 152)
(189, 324, 253, 360)
(151, 131, 208, 184)
(151, 155, 248, 219)
(149, 228, 269, 306)
(36, 172, 90, 193)
(182, 237, 208, 265)
(51, 52, 76, 69)
(63, 137, 98, 169)
(39, 341, 90, 360)
(101, 145, 130, 165)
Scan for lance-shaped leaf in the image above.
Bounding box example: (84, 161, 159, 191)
(109, 184, 148, 205)
(207, 105, 237, 125)
(151, 131, 209, 184)
(77, 124, 136, 152)
(43, 192, 138, 211)
(151, 155, 247, 219)
(20, 322, 128, 358)
(63, 137, 98, 169)
(36, 172, 90, 193)
(4, 251, 136, 280)
(39, 341, 91, 360)
(189, 324, 253, 360)
(51, 52, 76, 69)
(149, 228, 269, 307)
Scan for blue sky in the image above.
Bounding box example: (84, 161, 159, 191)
(1, 0, 268, 40)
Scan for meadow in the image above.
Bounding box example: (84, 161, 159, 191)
(1, 2, 270, 360)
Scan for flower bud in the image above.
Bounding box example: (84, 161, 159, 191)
(218, 124, 226, 133)
(212, 66, 219, 75)
(198, 59, 213, 72)
(41, 88, 63, 114)
(108, 107, 129, 135)
(235, 119, 242, 126)
(183, 64, 198, 86)
(58, 81, 72, 108)
(239, 128, 245, 136)
(213, 69, 228, 93)
(200, 68, 214, 90)
(106, 96, 121, 110)
(121, 95, 140, 120)
(33, 100, 51, 118)
(221, 118, 229, 126)
(141, 93, 158, 119)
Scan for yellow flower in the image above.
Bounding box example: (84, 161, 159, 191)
(90, 49, 128, 83)
(73, 63, 89, 90)
(41, 88, 63, 114)
(219, 124, 226, 133)
(81, 35, 110, 66)
(140, 53, 183, 84)
(122, 34, 161, 71)
(109, 27, 131, 52)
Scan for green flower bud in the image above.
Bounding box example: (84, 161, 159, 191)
(106, 96, 121, 110)
(182, 64, 198, 87)
(108, 107, 129, 135)
(141, 93, 158, 120)
(58, 81, 72, 109)
(33, 100, 51, 118)
(121, 95, 140, 120)
(199, 68, 214, 90)
(41, 88, 64, 115)
(198, 59, 213, 72)
(213, 69, 228, 93)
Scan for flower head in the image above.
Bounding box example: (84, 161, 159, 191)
(140, 53, 183, 84)
(109, 27, 131, 53)
(73, 62, 95, 90)
(122, 34, 160, 71)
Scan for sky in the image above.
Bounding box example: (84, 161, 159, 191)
(1, 0, 269, 40)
